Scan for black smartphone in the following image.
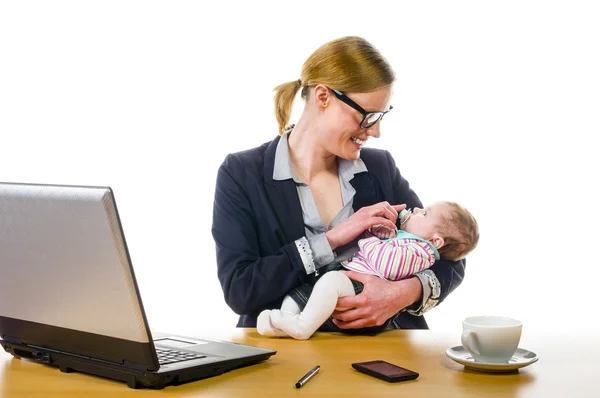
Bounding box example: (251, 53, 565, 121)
(352, 360, 419, 383)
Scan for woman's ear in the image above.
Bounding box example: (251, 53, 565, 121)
(431, 234, 445, 249)
(312, 85, 330, 110)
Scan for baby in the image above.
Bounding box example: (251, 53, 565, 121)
(257, 201, 479, 340)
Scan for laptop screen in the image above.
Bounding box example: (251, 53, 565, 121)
(0, 182, 158, 369)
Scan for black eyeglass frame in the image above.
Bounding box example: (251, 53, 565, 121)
(330, 88, 393, 129)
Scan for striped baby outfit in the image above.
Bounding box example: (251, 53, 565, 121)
(340, 229, 440, 281)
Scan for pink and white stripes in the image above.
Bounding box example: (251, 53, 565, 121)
(341, 236, 435, 281)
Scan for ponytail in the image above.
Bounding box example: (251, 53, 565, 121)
(273, 80, 302, 135)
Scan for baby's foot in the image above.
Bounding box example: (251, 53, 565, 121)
(270, 310, 315, 340)
(256, 310, 289, 337)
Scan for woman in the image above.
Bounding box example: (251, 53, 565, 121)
(212, 36, 465, 331)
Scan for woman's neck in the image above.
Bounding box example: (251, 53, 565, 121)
(287, 119, 337, 185)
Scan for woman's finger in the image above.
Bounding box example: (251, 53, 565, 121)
(392, 204, 407, 212)
(332, 317, 371, 329)
(341, 270, 371, 284)
(381, 203, 398, 222)
(332, 306, 364, 322)
(366, 203, 395, 223)
(369, 217, 396, 231)
(334, 294, 361, 312)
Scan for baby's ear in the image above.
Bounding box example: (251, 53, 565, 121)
(431, 235, 445, 249)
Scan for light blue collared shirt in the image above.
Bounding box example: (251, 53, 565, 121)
(273, 130, 367, 273)
(273, 129, 439, 318)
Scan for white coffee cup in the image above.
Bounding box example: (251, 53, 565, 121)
(461, 316, 522, 363)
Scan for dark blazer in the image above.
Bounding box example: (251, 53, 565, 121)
(212, 136, 465, 329)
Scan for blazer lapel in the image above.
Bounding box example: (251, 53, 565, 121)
(269, 180, 305, 242)
(263, 137, 305, 243)
(350, 172, 379, 212)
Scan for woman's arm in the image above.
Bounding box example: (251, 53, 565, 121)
(212, 155, 310, 315)
(333, 151, 466, 328)
(214, 153, 410, 316)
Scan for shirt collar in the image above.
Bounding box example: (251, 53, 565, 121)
(273, 130, 368, 183)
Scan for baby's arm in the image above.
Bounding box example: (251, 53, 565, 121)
(361, 225, 397, 240)
(357, 237, 435, 280)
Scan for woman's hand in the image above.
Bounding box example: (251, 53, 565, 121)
(325, 202, 405, 250)
(332, 271, 423, 329)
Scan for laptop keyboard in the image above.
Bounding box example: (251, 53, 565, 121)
(156, 348, 206, 365)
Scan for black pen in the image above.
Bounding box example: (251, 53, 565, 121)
(295, 365, 320, 388)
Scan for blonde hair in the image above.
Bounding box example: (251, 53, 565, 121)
(273, 36, 396, 135)
(436, 202, 479, 262)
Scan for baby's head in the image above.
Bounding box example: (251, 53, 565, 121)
(401, 202, 479, 261)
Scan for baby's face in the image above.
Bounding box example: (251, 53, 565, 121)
(401, 202, 450, 240)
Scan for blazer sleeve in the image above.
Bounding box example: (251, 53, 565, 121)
(385, 150, 466, 306)
(212, 154, 310, 315)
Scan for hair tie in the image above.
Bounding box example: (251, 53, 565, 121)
(297, 79, 302, 86)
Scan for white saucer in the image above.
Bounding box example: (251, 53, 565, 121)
(445, 346, 538, 373)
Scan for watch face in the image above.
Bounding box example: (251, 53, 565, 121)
(426, 273, 441, 298)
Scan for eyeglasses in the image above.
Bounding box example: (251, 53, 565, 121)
(330, 88, 393, 129)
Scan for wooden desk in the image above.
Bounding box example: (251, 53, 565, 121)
(1, 328, 596, 397)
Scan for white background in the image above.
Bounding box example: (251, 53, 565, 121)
(1, 1, 598, 338)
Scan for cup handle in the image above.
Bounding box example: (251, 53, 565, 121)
(461, 329, 481, 357)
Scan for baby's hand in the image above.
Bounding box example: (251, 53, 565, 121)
(368, 224, 397, 240)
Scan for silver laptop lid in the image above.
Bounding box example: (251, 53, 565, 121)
(0, 182, 151, 344)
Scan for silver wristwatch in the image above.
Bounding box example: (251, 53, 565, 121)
(409, 270, 441, 315)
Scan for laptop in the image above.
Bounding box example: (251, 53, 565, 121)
(0, 182, 276, 389)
